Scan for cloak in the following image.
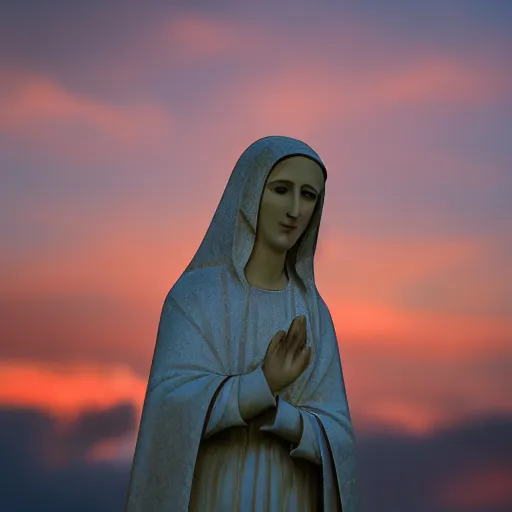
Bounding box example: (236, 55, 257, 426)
(126, 136, 359, 511)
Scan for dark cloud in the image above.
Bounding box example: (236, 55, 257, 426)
(1, 404, 511, 511)
(61, 402, 136, 461)
(0, 403, 136, 462)
(356, 413, 512, 512)
(70, 402, 136, 445)
(0, 408, 54, 473)
(0, 405, 134, 511)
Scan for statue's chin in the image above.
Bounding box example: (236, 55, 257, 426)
(268, 240, 294, 254)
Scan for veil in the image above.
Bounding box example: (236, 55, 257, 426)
(183, 135, 327, 293)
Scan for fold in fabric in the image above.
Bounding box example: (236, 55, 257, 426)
(203, 367, 276, 439)
(204, 370, 322, 466)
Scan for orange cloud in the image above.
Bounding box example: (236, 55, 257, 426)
(348, 351, 511, 436)
(0, 359, 146, 465)
(2, 208, 509, 365)
(2, 201, 201, 302)
(1, 216, 510, 437)
(0, 359, 146, 422)
(0, 205, 206, 368)
(333, 299, 511, 357)
(317, 232, 511, 355)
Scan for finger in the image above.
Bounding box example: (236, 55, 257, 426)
(278, 332, 290, 356)
(290, 317, 306, 356)
(281, 327, 292, 353)
(279, 330, 292, 357)
(288, 345, 309, 375)
(299, 346, 312, 372)
(292, 329, 305, 359)
(289, 315, 302, 340)
(283, 317, 298, 347)
(268, 330, 286, 356)
(274, 330, 286, 350)
(298, 320, 307, 354)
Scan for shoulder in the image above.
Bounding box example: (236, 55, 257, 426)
(313, 287, 332, 320)
(313, 289, 338, 340)
(165, 264, 231, 309)
(158, 266, 231, 332)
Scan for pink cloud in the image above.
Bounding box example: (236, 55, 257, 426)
(0, 70, 173, 163)
(1, 207, 510, 436)
(2, 205, 509, 364)
(437, 464, 512, 509)
(1, 13, 508, 175)
(220, 58, 507, 139)
(316, 233, 511, 355)
(159, 15, 246, 59)
(138, 14, 509, 137)
(0, 206, 205, 368)
(151, 14, 279, 61)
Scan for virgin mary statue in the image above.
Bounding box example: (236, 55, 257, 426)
(126, 136, 358, 511)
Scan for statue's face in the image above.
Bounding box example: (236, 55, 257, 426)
(256, 156, 325, 254)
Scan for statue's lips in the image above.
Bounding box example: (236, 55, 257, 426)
(279, 223, 298, 231)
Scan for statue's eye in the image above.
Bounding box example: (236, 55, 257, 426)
(273, 186, 317, 200)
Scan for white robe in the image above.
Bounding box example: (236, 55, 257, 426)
(126, 136, 358, 512)
(189, 277, 325, 511)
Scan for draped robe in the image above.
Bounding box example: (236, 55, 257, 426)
(126, 136, 359, 511)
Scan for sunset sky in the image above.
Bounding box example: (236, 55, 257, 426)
(1, 1, 511, 510)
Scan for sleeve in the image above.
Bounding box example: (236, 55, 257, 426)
(260, 396, 322, 465)
(126, 293, 233, 512)
(203, 365, 276, 439)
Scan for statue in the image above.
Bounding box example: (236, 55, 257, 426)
(126, 136, 358, 511)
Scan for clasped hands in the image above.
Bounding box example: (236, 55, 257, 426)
(262, 315, 312, 396)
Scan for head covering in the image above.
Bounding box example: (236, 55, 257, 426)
(183, 135, 327, 293)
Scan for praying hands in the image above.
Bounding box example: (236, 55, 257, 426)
(262, 315, 312, 395)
